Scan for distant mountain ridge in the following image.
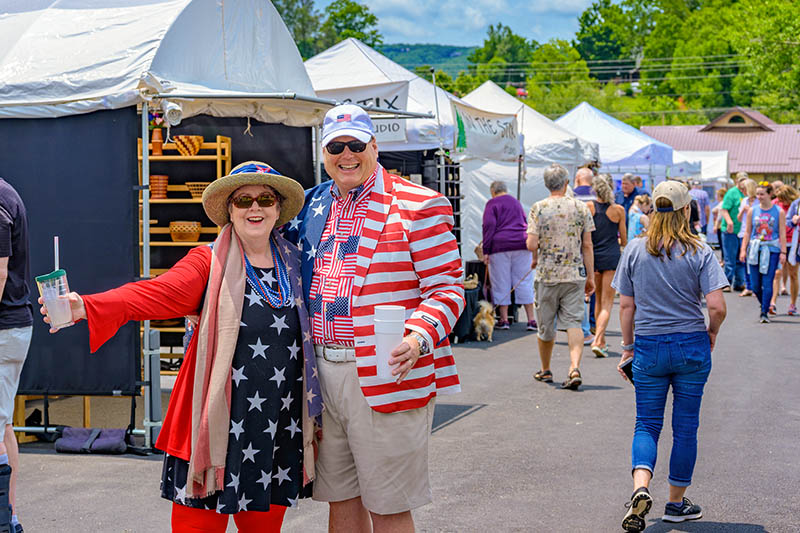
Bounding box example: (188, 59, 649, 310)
(380, 43, 475, 74)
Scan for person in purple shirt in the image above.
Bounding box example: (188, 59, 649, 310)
(482, 181, 536, 331)
(689, 180, 711, 234)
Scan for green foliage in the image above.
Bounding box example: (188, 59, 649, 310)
(317, 0, 383, 51)
(467, 23, 538, 84)
(272, 0, 321, 59)
(414, 66, 455, 93)
(381, 44, 475, 75)
(574, 0, 624, 72)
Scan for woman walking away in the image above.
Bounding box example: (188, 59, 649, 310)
(787, 192, 800, 315)
(740, 182, 787, 323)
(627, 194, 651, 241)
(770, 185, 798, 314)
(38, 162, 323, 532)
(587, 174, 626, 358)
(737, 179, 758, 297)
(613, 181, 728, 532)
(711, 187, 727, 266)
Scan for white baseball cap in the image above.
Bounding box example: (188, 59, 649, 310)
(321, 104, 375, 147)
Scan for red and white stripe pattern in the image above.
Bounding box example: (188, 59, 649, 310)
(349, 167, 464, 413)
(310, 170, 376, 346)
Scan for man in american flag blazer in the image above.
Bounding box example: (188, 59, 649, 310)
(283, 104, 464, 532)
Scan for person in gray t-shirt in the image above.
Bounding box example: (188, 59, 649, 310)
(613, 181, 728, 532)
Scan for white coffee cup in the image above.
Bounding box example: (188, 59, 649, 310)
(374, 305, 406, 379)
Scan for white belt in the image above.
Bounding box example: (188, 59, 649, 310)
(314, 344, 357, 362)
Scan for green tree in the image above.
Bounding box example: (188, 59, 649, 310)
(467, 23, 537, 84)
(272, 0, 321, 59)
(414, 66, 455, 93)
(317, 0, 383, 51)
(574, 0, 624, 74)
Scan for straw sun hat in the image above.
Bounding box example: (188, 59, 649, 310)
(202, 161, 304, 227)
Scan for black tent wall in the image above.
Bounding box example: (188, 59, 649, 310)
(0, 107, 140, 395)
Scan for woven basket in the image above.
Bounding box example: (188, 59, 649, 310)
(173, 135, 203, 156)
(150, 175, 169, 199)
(169, 221, 201, 242)
(185, 181, 212, 199)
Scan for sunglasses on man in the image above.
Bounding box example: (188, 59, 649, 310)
(325, 140, 367, 155)
(230, 192, 278, 209)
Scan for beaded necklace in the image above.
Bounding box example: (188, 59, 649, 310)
(244, 240, 293, 308)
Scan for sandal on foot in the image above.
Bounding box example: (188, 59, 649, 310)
(561, 368, 582, 390)
(534, 369, 553, 383)
(739, 289, 753, 297)
(591, 345, 609, 358)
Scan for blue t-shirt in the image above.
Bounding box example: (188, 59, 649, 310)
(750, 204, 781, 252)
(611, 238, 729, 336)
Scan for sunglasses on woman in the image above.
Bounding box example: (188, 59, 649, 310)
(230, 192, 278, 209)
(325, 140, 367, 155)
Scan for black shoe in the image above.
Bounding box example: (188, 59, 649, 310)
(0, 465, 11, 533)
(662, 497, 702, 523)
(760, 313, 770, 323)
(622, 487, 653, 532)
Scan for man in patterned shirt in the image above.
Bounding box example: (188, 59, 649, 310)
(527, 163, 595, 390)
(284, 104, 464, 532)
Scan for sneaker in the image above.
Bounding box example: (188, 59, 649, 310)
(662, 497, 702, 523)
(622, 487, 653, 532)
(583, 334, 594, 345)
(495, 320, 510, 330)
(760, 313, 770, 323)
(788, 304, 798, 316)
(768, 304, 777, 315)
(592, 345, 609, 358)
(526, 320, 537, 331)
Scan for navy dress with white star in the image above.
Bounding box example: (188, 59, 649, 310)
(160, 266, 308, 513)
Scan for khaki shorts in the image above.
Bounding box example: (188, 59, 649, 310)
(0, 327, 32, 426)
(534, 280, 584, 342)
(312, 357, 434, 515)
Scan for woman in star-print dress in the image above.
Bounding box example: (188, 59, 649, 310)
(38, 162, 323, 532)
(161, 266, 310, 512)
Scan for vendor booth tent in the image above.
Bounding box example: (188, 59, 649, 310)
(556, 102, 700, 186)
(305, 38, 459, 152)
(458, 82, 599, 260)
(0, 0, 326, 443)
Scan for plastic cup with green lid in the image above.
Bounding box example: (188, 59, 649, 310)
(35, 269, 74, 330)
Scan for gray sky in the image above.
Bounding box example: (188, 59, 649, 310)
(314, 0, 593, 47)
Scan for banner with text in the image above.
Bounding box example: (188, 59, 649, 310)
(453, 101, 519, 161)
(317, 81, 409, 143)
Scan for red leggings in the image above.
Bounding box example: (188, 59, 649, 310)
(171, 502, 286, 532)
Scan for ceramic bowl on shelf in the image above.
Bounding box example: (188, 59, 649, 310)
(173, 135, 204, 156)
(169, 221, 201, 242)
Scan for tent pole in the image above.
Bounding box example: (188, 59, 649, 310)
(431, 68, 445, 195)
(314, 125, 322, 186)
(141, 102, 155, 449)
(517, 104, 524, 200)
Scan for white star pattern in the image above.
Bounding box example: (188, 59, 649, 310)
(271, 315, 288, 335)
(260, 269, 277, 286)
(273, 442, 280, 455)
(216, 498, 226, 513)
(230, 419, 244, 440)
(264, 419, 278, 440)
(306, 388, 317, 404)
(242, 443, 260, 463)
(281, 392, 293, 411)
(312, 204, 325, 217)
(303, 330, 312, 344)
(305, 245, 317, 260)
(311, 195, 322, 204)
(247, 391, 267, 412)
(174, 483, 186, 504)
(248, 338, 269, 359)
(240, 320, 247, 327)
(287, 341, 300, 360)
(257, 470, 271, 489)
(270, 366, 286, 387)
(285, 418, 300, 438)
(231, 366, 247, 386)
(238, 494, 252, 511)
(287, 496, 298, 508)
(244, 289, 263, 307)
(273, 466, 291, 486)
(227, 472, 240, 492)
(288, 217, 301, 230)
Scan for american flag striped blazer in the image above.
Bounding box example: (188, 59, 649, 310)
(283, 165, 464, 413)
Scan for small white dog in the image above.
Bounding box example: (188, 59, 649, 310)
(473, 300, 495, 342)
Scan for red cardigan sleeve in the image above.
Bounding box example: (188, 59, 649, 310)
(82, 246, 212, 353)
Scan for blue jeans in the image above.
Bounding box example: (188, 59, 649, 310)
(749, 251, 780, 315)
(721, 232, 745, 287)
(632, 331, 711, 487)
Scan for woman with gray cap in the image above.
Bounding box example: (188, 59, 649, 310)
(612, 181, 728, 532)
(38, 162, 322, 532)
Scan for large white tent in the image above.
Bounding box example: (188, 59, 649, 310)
(0, 0, 328, 126)
(457, 82, 599, 260)
(305, 38, 458, 152)
(556, 102, 700, 185)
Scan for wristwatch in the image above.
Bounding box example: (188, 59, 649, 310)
(620, 342, 635, 351)
(409, 332, 430, 354)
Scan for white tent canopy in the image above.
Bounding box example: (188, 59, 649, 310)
(0, 0, 326, 126)
(305, 38, 459, 152)
(681, 151, 730, 184)
(463, 81, 598, 166)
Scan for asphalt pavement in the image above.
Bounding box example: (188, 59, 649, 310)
(16, 288, 800, 532)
